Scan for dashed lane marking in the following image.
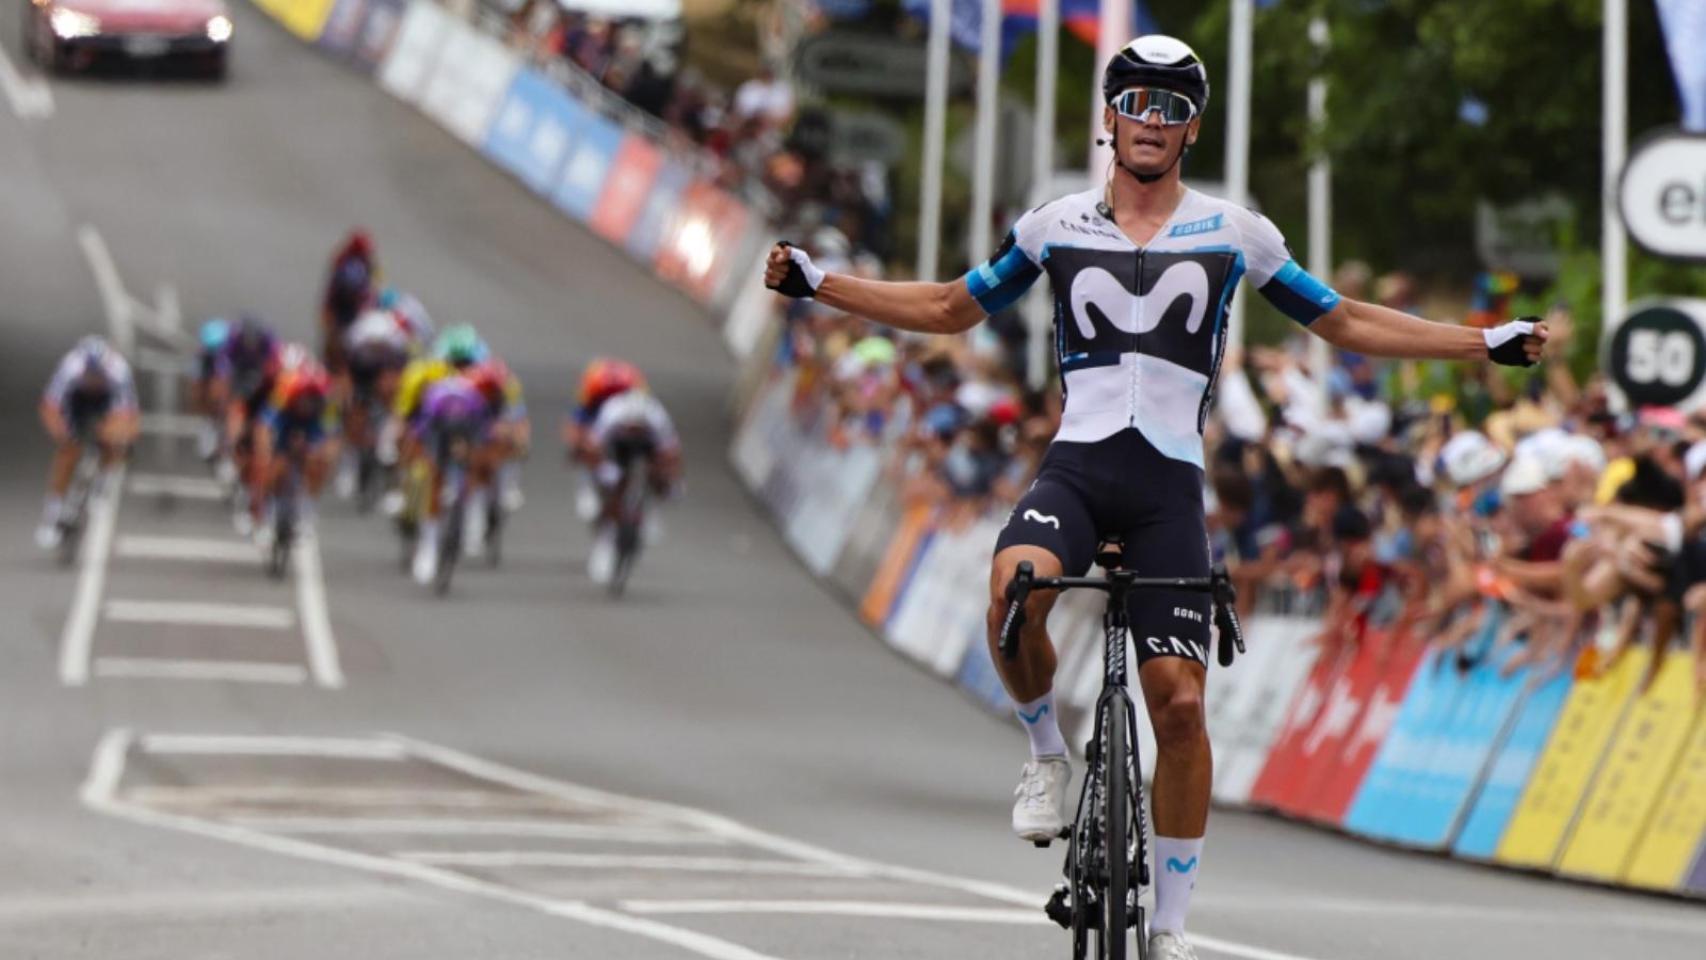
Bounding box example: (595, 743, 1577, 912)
(294, 533, 344, 688)
(104, 599, 296, 630)
(619, 900, 1048, 924)
(115, 536, 259, 563)
(57, 468, 125, 687)
(223, 817, 732, 844)
(139, 734, 408, 759)
(126, 472, 225, 499)
(0, 39, 52, 119)
(93, 658, 308, 684)
(395, 851, 866, 876)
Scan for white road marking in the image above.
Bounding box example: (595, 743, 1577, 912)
(0, 40, 52, 119)
(226, 817, 731, 844)
(127, 471, 226, 499)
(138, 413, 209, 439)
(293, 533, 345, 688)
(58, 471, 125, 686)
(104, 599, 296, 630)
(396, 852, 864, 877)
(77, 226, 132, 355)
(115, 535, 259, 563)
(94, 658, 308, 684)
(0, 883, 415, 925)
(86, 732, 1337, 960)
(139, 734, 409, 760)
(80, 728, 133, 806)
(1194, 891, 1706, 935)
(620, 900, 1049, 924)
(125, 785, 590, 810)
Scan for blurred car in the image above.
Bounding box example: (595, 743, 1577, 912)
(24, 0, 232, 79)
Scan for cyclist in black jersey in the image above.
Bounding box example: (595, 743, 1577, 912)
(766, 34, 1545, 960)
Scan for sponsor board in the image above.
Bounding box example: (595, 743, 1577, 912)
(590, 135, 664, 247)
(1279, 627, 1394, 820)
(625, 160, 693, 262)
(655, 181, 751, 305)
(858, 505, 935, 628)
(1341, 647, 1463, 840)
(314, 0, 370, 56)
(1623, 705, 1706, 891)
(1247, 639, 1351, 809)
(551, 111, 624, 222)
(418, 21, 519, 145)
(1452, 663, 1575, 860)
(1557, 650, 1699, 881)
(1496, 645, 1650, 869)
(483, 69, 585, 195)
(375, 0, 450, 104)
(254, 0, 339, 41)
(347, 0, 404, 70)
(1211, 616, 1322, 806)
(1306, 630, 1429, 823)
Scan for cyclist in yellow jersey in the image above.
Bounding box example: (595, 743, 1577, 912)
(381, 325, 488, 519)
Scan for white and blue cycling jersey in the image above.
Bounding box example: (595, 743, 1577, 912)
(965, 187, 1340, 469)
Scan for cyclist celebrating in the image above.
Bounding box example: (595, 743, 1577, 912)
(36, 336, 139, 550)
(765, 34, 1545, 960)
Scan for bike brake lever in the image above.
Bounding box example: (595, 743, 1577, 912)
(1211, 563, 1245, 667)
(999, 561, 1034, 661)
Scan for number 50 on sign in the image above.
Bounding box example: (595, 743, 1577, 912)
(1604, 299, 1706, 412)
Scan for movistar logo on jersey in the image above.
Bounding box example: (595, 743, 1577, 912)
(1167, 214, 1224, 238)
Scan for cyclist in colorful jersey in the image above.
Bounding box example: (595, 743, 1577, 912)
(193, 317, 231, 460)
(765, 34, 1547, 960)
(383, 325, 488, 517)
(321, 229, 379, 373)
(462, 358, 530, 555)
(584, 387, 682, 585)
(212, 316, 282, 534)
(375, 285, 434, 345)
(36, 336, 139, 550)
(409, 374, 492, 585)
(252, 359, 338, 541)
(564, 358, 645, 520)
(339, 306, 415, 497)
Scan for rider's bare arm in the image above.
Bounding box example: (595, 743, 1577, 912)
(763, 244, 984, 335)
(1310, 299, 1548, 363)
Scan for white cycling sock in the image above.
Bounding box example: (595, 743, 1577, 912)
(1151, 835, 1203, 936)
(1014, 691, 1067, 758)
(41, 496, 63, 523)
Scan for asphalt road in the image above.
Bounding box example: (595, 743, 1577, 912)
(1, 7, 1702, 959)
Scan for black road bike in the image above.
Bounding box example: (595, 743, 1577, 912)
(432, 429, 477, 596)
(55, 435, 104, 568)
(266, 454, 304, 580)
(998, 550, 1244, 960)
(605, 430, 657, 599)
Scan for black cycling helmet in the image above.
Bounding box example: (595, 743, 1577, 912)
(1102, 35, 1210, 111)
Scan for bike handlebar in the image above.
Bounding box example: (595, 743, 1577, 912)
(999, 561, 1246, 667)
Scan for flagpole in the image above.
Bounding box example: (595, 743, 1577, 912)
(1306, 15, 1332, 393)
(1225, 0, 1253, 350)
(917, 0, 952, 281)
(1027, 0, 1059, 389)
(1089, 0, 1131, 182)
(969, 0, 1003, 266)
(1602, 0, 1627, 356)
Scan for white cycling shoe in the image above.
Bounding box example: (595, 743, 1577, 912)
(587, 524, 617, 585)
(1148, 931, 1198, 960)
(1012, 756, 1072, 843)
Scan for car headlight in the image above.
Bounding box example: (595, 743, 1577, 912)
(49, 6, 101, 38)
(206, 14, 232, 43)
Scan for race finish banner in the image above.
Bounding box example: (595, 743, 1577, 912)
(1602, 298, 1706, 413)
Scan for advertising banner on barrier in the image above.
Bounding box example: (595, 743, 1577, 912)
(590, 135, 664, 247)
(1211, 615, 1323, 806)
(314, 0, 369, 56)
(1384, 641, 1532, 848)
(255, 0, 339, 41)
(626, 160, 693, 262)
(1557, 650, 1699, 881)
(418, 21, 519, 146)
(829, 457, 905, 601)
(1276, 628, 1394, 819)
(1452, 665, 1574, 860)
(551, 110, 623, 222)
(886, 523, 989, 678)
(655, 181, 751, 305)
(1342, 647, 1461, 840)
(347, 0, 404, 70)
(1306, 632, 1428, 823)
(1247, 641, 1350, 809)
(859, 505, 935, 627)
(376, 0, 449, 104)
(1496, 645, 1650, 869)
(1622, 703, 1706, 890)
(483, 69, 583, 195)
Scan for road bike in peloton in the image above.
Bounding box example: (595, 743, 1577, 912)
(999, 549, 1243, 960)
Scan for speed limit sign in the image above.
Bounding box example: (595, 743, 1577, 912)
(1604, 299, 1706, 411)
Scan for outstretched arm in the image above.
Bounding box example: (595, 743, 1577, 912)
(763, 243, 986, 336)
(1309, 299, 1548, 364)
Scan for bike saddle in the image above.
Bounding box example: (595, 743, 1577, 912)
(1093, 538, 1124, 571)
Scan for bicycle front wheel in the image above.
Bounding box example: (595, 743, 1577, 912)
(1101, 696, 1130, 960)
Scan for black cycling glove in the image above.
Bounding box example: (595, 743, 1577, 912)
(767, 242, 825, 300)
(1484, 317, 1541, 367)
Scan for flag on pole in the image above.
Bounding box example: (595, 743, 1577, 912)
(903, 0, 1157, 56)
(1655, 0, 1706, 131)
